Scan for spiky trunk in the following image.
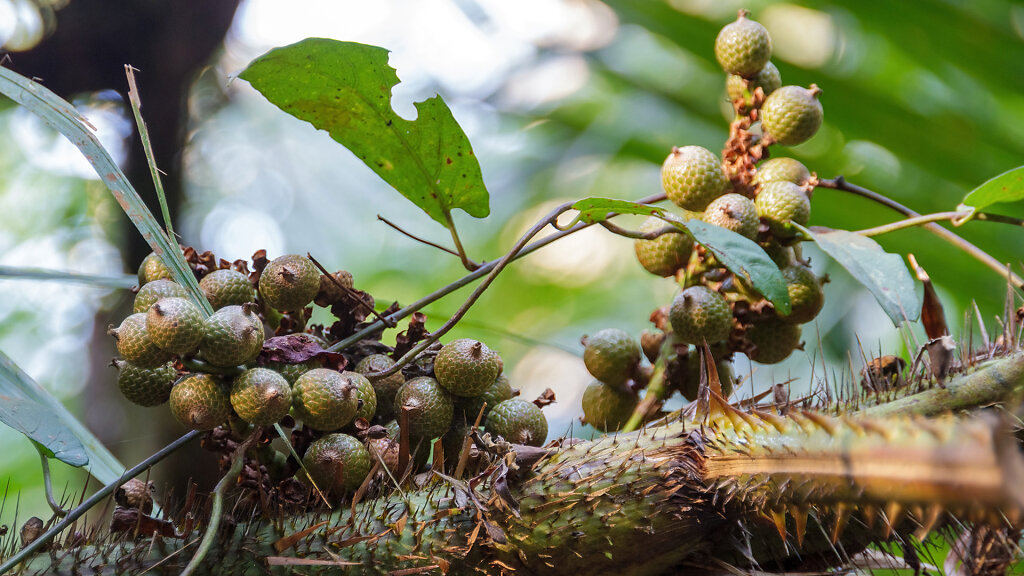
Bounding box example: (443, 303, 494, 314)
(14, 354, 1024, 575)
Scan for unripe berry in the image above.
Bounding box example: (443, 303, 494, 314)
(753, 157, 811, 186)
(756, 181, 811, 239)
(484, 398, 548, 447)
(315, 270, 355, 306)
(455, 373, 513, 422)
(582, 328, 642, 387)
(726, 61, 781, 108)
(669, 286, 732, 345)
(633, 216, 694, 278)
(259, 254, 320, 312)
(169, 373, 231, 431)
(200, 269, 256, 310)
(302, 433, 371, 495)
(355, 354, 405, 421)
(434, 338, 503, 398)
(780, 264, 824, 324)
(746, 317, 801, 364)
(662, 146, 729, 211)
(715, 11, 772, 77)
(231, 367, 292, 426)
(761, 85, 823, 146)
(200, 304, 265, 367)
(146, 297, 204, 355)
(581, 381, 637, 432)
(137, 251, 172, 286)
(349, 371, 377, 422)
(292, 368, 360, 431)
(109, 313, 173, 368)
(395, 376, 453, 440)
(114, 360, 177, 407)
(133, 279, 188, 314)
(702, 193, 759, 240)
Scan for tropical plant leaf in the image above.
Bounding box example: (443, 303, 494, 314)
(0, 351, 124, 482)
(805, 227, 921, 326)
(0, 65, 212, 316)
(0, 395, 87, 467)
(240, 38, 490, 227)
(958, 165, 1024, 215)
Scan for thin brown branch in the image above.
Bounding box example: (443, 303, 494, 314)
(377, 215, 462, 257)
(306, 253, 393, 327)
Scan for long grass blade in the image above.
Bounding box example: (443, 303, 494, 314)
(0, 265, 135, 288)
(124, 65, 174, 239)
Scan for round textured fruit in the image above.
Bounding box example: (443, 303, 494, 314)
(581, 381, 638, 432)
(133, 279, 188, 314)
(109, 313, 173, 368)
(349, 371, 377, 422)
(761, 85, 823, 146)
(230, 368, 292, 426)
(753, 157, 811, 186)
(662, 146, 729, 211)
(200, 269, 256, 310)
(292, 368, 360, 431)
(634, 216, 694, 277)
(169, 373, 231, 430)
(756, 181, 811, 239)
(780, 264, 824, 324)
(434, 338, 503, 398)
(485, 399, 547, 447)
(114, 360, 177, 407)
(678, 357, 735, 401)
(355, 354, 404, 421)
(302, 433, 371, 494)
(456, 373, 513, 423)
(669, 286, 732, 345)
(315, 270, 355, 306)
(762, 242, 794, 268)
(259, 254, 320, 312)
(146, 297, 204, 355)
(583, 328, 642, 387)
(137, 252, 172, 286)
(726, 61, 781, 106)
(265, 360, 318, 385)
(746, 317, 801, 364)
(200, 304, 265, 367)
(715, 11, 772, 77)
(702, 193, 759, 240)
(395, 376, 453, 439)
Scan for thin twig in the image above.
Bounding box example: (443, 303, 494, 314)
(0, 430, 201, 574)
(125, 65, 175, 240)
(180, 430, 259, 576)
(444, 211, 480, 271)
(817, 177, 1024, 289)
(378, 215, 461, 257)
(599, 220, 681, 240)
(855, 211, 967, 237)
(306, 253, 393, 327)
(38, 452, 67, 518)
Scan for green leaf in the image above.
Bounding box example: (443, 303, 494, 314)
(958, 165, 1024, 213)
(0, 66, 212, 317)
(0, 265, 136, 289)
(569, 197, 790, 313)
(0, 351, 125, 483)
(0, 395, 87, 467)
(240, 38, 490, 226)
(805, 227, 920, 325)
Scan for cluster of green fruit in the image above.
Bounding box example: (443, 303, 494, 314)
(109, 250, 549, 499)
(581, 10, 827, 432)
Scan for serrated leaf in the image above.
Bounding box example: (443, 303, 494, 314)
(0, 351, 124, 482)
(806, 227, 920, 326)
(0, 395, 87, 467)
(958, 165, 1024, 213)
(240, 38, 489, 227)
(570, 197, 666, 223)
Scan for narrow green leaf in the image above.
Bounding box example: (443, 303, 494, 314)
(0, 395, 87, 467)
(0, 65, 212, 316)
(0, 351, 124, 483)
(958, 165, 1024, 213)
(805, 227, 920, 325)
(0, 265, 136, 289)
(570, 197, 666, 223)
(240, 38, 490, 227)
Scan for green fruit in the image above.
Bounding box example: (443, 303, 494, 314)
(434, 338, 503, 398)
(200, 304, 265, 367)
(702, 193, 759, 240)
(315, 270, 355, 305)
(661, 146, 729, 211)
(781, 264, 824, 324)
(137, 251, 173, 286)
(746, 317, 801, 364)
(265, 360, 319, 385)
(302, 433, 371, 494)
(715, 11, 772, 77)
(633, 216, 694, 278)
(230, 367, 292, 426)
(581, 381, 638, 433)
(259, 254, 320, 312)
(669, 286, 732, 345)
(726, 61, 781, 106)
(200, 269, 256, 310)
(146, 297, 204, 355)
(762, 242, 795, 268)
(761, 85, 823, 146)
(109, 313, 173, 368)
(350, 372, 377, 422)
(133, 279, 188, 314)
(678, 357, 735, 401)
(355, 354, 404, 421)
(484, 399, 548, 447)
(755, 181, 811, 238)
(456, 373, 513, 422)
(169, 373, 231, 431)
(292, 368, 360, 431)
(583, 328, 642, 387)
(394, 376, 453, 439)
(753, 157, 811, 186)
(114, 360, 177, 407)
